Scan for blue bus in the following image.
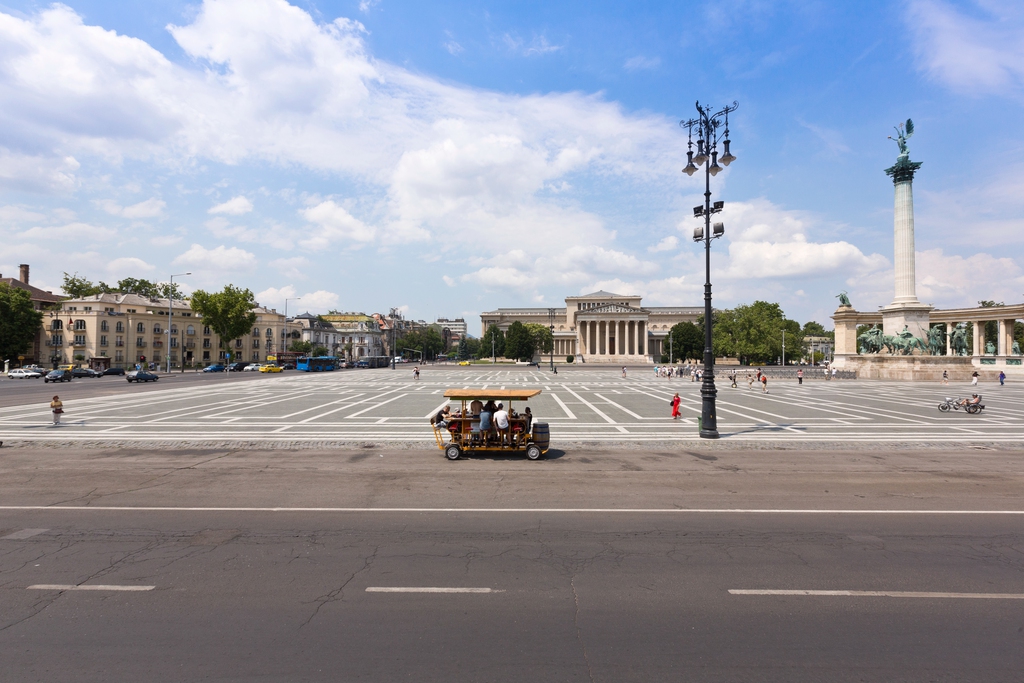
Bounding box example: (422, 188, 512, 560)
(296, 356, 338, 372)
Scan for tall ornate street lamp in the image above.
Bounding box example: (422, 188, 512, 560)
(681, 100, 738, 439)
(547, 308, 555, 372)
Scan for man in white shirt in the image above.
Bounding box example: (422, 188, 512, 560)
(493, 402, 510, 446)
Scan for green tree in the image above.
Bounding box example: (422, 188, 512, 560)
(667, 322, 703, 362)
(159, 282, 185, 300)
(189, 285, 258, 364)
(62, 272, 101, 298)
(479, 324, 505, 359)
(0, 283, 44, 362)
(116, 278, 161, 298)
(524, 323, 553, 354)
(719, 301, 789, 365)
(457, 337, 470, 360)
(801, 321, 828, 337)
(504, 321, 535, 361)
(290, 340, 313, 354)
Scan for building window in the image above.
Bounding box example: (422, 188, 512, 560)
(51, 335, 63, 346)
(252, 327, 260, 337)
(100, 335, 108, 346)
(170, 326, 177, 335)
(234, 339, 242, 348)
(187, 325, 195, 335)
(252, 339, 260, 348)
(136, 322, 145, 333)
(73, 319, 85, 330)
(266, 328, 273, 337)
(170, 338, 178, 348)
(204, 326, 211, 335)
(100, 320, 109, 332)
(153, 324, 162, 334)
(136, 337, 145, 347)
(115, 351, 123, 361)
(203, 351, 210, 361)
(74, 334, 85, 345)
(51, 320, 63, 330)
(116, 321, 124, 333)
(203, 339, 211, 348)
(116, 336, 124, 347)
(219, 350, 227, 360)
(252, 352, 259, 361)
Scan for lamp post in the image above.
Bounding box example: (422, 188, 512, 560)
(390, 307, 400, 369)
(782, 329, 786, 367)
(166, 273, 190, 373)
(682, 100, 738, 439)
(548, 308, 555, 371)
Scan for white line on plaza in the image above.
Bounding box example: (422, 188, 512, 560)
(561, 386, 627, 432)
(593, 393, 646, 420)
(3, 506, 1022, 514)
(728, 589, 1024, 599)
(1, 528, 48, 539)
(27, 584, 155, 591)
(550, 392, 577, 419)
(346, 393, 408, 419)
(366, 587, 500, 593)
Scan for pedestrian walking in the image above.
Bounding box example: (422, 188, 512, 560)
(49, 395, 63, 426)
(730, 370, 737, 388)
(747, 372, 754, 390)
(971, 371, 979, 386)
(797, 368, 803, 385)
(761, 375, 769, 394)
(622, 366, 627, 379)
(999, 370, 1005, 386)
(756, 368, 762, 382)
(941, 370, 949, 385)
(413, 366, 420, 380)
(831, 366, 837, 381)
(671, 392, 681, 420)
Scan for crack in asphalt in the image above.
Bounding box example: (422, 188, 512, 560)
(570, 573, 595, 683)
(299, 544, 380, 630)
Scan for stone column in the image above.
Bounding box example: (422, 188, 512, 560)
(946, 323, 952, 356)
(998, 320, 1007, 356)
(893, 179, 919, 304)
(602, 320, 609, 356)
(972, 321, 982, 357)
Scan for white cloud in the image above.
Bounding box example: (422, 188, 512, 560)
(209, 196, 254, 215)
(150, 234, 183, 247)
(917, 248, 1024, 308)
(358, 0, 380, 12)
(717, 199, 889, 280)
(0, 151, 79, 193)
(0, 205, 46, 222)
(18, 222, 116, 241)
(106, 257, 156, 278)
(255, 285, 338, 312)
(907, 0, 1024, 96)
(300, 200, 375, 247)
(269, 256, 310, 279)
(443, 30, 463, 55)
(648, 235, 678, 253)
(96, 197, 166, 218)
(624, 55, 660, 71)
(172, 243, 258, 271)
(502, 33, 563, 56)
(798, 119, 851, 156)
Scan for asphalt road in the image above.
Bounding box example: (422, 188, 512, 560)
(2, 447, 1023, 681)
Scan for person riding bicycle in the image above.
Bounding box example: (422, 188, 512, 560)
(958, 393, 981, 408)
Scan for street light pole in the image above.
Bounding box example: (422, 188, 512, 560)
(167, 272, 190, 373)
(548, 308, 555, 371)
(682, 100, 738, 439)
(782, 329, 786, 367)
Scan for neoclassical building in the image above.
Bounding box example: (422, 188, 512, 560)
(480, 291, 701, 363)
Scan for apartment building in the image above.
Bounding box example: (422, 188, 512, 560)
(321, 312, 386, 359)
(52, 293, 297, 369)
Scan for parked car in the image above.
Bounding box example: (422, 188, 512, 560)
(44, 369, 73, 383)
(103, 367, 126, 376)
(24, 365, 46, 374)
(227, 362, 248, 372)
(458, 360, 471, 366)
(7, 368, 43, 379)
(71, 368, 102, 378)
(258, 364, 283, 373)
(355, 360, 370, 368)
(126, 370, 159, 383)
(243, 363, 261, 371)
(202, 364, 226, 373)
(343, 360, 355, 369)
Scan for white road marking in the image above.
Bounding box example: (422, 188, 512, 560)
(366, 587, 500, 593)
(729, 589, 1024, 599)
(2, 506, 1023, 514)
(562, 386, 627, 432)
(28, 584, 155, 591)
(2, 528, 48, 539)
(550, 392, 576, 419)
(345, 393, 408, 418)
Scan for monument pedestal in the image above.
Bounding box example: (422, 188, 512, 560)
(881, 301, 933, 340)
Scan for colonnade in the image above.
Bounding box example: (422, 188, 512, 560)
(577, 319, 646, 357)
(553, 338, 576, 356)
(938, 319, 1021, 357)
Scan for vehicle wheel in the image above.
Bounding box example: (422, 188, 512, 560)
(938, 403, 950, 412)
(966, 405, 979, 414)
(445, 444, 462, 461)
(526, 444, 542, 460)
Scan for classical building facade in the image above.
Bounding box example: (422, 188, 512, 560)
(480, 291, 701, 363)
(52, 293, 295, 369)
(321, 313, 386, 359)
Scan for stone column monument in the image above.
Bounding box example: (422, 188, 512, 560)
(880, 119, 932, 340)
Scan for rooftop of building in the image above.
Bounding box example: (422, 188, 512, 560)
(61, 292, 192, 309)
(0, 277, 63, 304)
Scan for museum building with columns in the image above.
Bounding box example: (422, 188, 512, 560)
(480, 291, 701, 363)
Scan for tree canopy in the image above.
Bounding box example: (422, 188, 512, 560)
(61, 272, 184, 300)
(0, 283, 44, 362)
(666, 321, 703, 362)
(504, 321, 535, 361)
(524, 323, 553, 354)
(479, 324, 505, 359)
(189, 285, 258, 363)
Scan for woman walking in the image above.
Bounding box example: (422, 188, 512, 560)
(671, 392, 681, 420)
(941, 370, 949, 385)
(761, 375, 769, 394)
(50, 395, 63, 426)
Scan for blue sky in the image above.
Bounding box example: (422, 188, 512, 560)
(1, 0, 1021, 331)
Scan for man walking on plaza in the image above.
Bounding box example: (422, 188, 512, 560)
(942, 370, 949, 385)
(999, 370, 1005, 386)
(797, 368, 803, 385)
(971, 371, 979, 386)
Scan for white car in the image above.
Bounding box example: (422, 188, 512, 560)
(243, 363, 262, 371)
(7, 368, 43, 379)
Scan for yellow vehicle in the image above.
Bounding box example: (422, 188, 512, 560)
(259, 364, 283, 373)
(458, 360, 471, 366)
(432, 389, 550, 461)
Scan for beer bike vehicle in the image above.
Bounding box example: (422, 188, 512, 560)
(432, 389, 550, 461)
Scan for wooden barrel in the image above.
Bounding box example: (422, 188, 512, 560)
(531, 422, 550, 450)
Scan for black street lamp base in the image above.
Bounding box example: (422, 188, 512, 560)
(699, 429, 720, 439)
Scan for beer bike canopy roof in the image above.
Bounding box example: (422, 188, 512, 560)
(443, 389, 542, 401)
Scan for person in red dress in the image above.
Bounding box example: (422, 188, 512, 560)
(671, 392, 681, 420)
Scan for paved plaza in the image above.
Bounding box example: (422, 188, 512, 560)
(0, 366, 1020, 446)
